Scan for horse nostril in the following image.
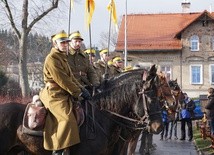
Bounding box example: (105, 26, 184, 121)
(150, 121, 163, 134)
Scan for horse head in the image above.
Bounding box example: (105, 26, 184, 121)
(168, 79, 185, 105)
(157, 72, 176, 109)
(140, 65, 163, 134)
(92, 65, 163, 134)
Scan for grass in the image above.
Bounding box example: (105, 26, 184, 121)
(193, 126, 214, 155)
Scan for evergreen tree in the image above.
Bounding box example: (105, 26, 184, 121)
(0, 70, 8, 90)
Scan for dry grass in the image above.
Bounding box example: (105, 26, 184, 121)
(0, 95, 31, 105)
(193, 127, 214, 155)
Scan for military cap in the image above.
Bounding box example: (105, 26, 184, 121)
(112, 56, 123, 63)
(51, 30, 70, 42)
(100, 49, 108, 55)
(84, 49, 96, 54)
(69, 31, 84, 41)
(107, 60, 113, 66)
(84, 49, 96, 56)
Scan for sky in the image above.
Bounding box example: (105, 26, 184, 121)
(64, 0, 213, 49)
(1, 0, 213, 49)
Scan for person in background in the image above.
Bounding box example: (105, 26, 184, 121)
(168, 108, 179, 140)
(160, 105, 169, 140)
(84, 48, 102, 89)
(68, 31, 100, 91)
(180, 93, 195, 141)
(39, 30, 91, 155)
(95, 49, 113, 82)
(84, 48, 98, 69)
(111, 56, 124, 76)
(205, 87, 214, 136)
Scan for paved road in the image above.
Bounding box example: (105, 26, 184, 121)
(134, 121, 198, 155)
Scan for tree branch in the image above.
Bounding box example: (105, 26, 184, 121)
(2, 0, 21, 38)
(27, 0, 59, 34)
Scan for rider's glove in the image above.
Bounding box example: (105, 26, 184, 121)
(79, 88, 91, 100)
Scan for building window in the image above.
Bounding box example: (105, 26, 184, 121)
(190, 65, 202, 84)
(160, 65, 171, 81)
(190, 35, 199, 51)
(210, 65, 214, 84)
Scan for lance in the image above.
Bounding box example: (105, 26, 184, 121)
(105, 0, 113, 76)
(67, 0, 72, 55)
(87, 0, 93, 65)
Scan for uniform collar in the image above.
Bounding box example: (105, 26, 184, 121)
(69, 48, 86, 57)
(51, 47, 67, 56)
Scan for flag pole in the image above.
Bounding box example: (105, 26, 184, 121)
(105, 0, 113, 75)
(88, 1, 93, 64)
(68, 0, 72, 35)
(124, 0, 128, 67)
(67, 0, 72, 55)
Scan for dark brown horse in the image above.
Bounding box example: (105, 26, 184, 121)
(127, 72, 176, 155)
(0, 65, 163, 155)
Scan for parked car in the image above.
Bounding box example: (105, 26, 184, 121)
(193, 99, 204, 120)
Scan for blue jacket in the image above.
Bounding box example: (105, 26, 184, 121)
(162, 110, 168, 122)
(180, 108, 191, 119)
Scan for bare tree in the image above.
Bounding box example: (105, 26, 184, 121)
(0, 0, 60, 97)
(99, 30, 118, 51)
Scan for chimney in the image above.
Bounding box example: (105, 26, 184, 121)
(181, 0, 191, 13)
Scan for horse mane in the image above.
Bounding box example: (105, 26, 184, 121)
(102, 69, 145, 90)
(92, 71, 144, 113)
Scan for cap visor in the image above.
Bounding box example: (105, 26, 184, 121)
(73, 37, 84, 41)
(58, 38, 71, 42)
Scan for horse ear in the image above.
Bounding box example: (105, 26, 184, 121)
(175, 79, 177, 82)
(142, 70, 148, 81)
(149, 64, 157, 76)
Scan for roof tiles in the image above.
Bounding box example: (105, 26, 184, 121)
(116, 11, 213, 51)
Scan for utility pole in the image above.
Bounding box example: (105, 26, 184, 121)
(124, 0, 128, 67)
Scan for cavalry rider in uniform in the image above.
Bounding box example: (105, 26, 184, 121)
(95, 49, 113, 82)
(84, 48, 98, 69)
(39, 30, 91, 155)
(68, 31, 100, 91)
(111, 56, 124, 76)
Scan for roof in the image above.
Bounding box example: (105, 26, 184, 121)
(116, 10, 214, 52)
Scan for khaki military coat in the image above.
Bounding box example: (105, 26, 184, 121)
(94, 59, 114, 82)
(39, 48, 82, 150)
(67, 48, 100, 87)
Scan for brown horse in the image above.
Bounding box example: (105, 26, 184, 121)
(127, 72, 176, 155)
(0, 65, 163, 155)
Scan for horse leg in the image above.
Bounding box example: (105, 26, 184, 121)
(127, 132, 141, 155)
(139, 131, 151, 155)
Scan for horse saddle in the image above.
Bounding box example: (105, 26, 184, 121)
(22, 95, 85, 136)
(22, 102, 47, 136)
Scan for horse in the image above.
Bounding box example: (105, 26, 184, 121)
(167, 79, 185, 140)
(0, 65, 163, 155)
(168, 79, 185, 106)
(127, 72, 176, 155)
